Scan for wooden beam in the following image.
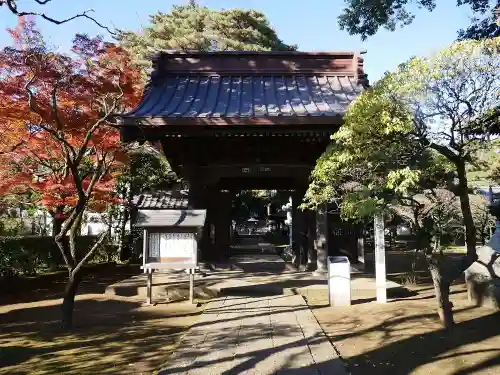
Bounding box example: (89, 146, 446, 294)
(118, 122, 339, 138)
(215, 177, 304, 190)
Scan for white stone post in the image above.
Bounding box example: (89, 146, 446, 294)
(189, 270, 195, 304)
(143, 229, 148, 274)
(288, 196, 293, 247)
(374, 213, 387, 303)
(146, 268, 153, 305)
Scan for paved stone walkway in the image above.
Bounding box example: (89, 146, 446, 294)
(158, 294, 347, 374)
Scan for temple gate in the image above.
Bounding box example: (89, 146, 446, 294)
(116, 50, 369, 274)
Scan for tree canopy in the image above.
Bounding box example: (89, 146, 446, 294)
(339, 0, 500, 40)
(303, 37, 500, 327)
(305, 36, 499, 223)
(117, 1, 296, 76)
(0, 18, 142, 327)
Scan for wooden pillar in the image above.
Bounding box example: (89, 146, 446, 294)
(292, 209, 308, 267)
(291, 193, 298, 264)
(346, 221, 360, 261)
(306, 210, 317, 271)
(314, 204, 329, 275)
(205, 185, 218, 261)
(292, 187, 307, 267)
(188, 184, 210, 263)
(374, 213, 387, 303)
(215, 190, 232, 261)
(299, 210, 310, 266)
(357, 223, 365, 270)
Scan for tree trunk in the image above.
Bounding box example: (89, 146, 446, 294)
(456, 161, 478, 268)
(42, 212, 48, 236)
(119, 185, 133, 262)
(119, 206, 130, 261)
(416, 221, 455, 328)
(52, 216, 63, 236)
(61, 270, 83, 329)
(434, 233, 441, 253)
(50, 215, 65, 269)
(428, 260, 454, 328)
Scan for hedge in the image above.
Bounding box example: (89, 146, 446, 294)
(0, 235, 118, 277)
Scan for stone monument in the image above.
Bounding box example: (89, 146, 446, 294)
(465, 196, 500, 309)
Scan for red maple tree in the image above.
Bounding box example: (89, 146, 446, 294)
(0, 18, 142, 327)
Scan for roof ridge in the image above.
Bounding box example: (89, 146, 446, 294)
(151, 50, 364, 78)
(158, 50, 361, 57)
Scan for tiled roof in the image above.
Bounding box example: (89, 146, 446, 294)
(132, 190, 189, 210)
(135, 209, 206, 228)
(124, 75, 361, 120)
(117, 51, 367, 126)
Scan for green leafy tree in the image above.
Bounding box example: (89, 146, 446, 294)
(339, 0, 500, 40)
(469, 194, 496, 244)
(114, 143, 179, 260)
(117, 1, 296, 78)
(232, 190, 290, 222)
(304, 37, 500, 328)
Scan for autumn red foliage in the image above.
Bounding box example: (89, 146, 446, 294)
(0, 17, 141, 217)
(0, 17, 142, 327)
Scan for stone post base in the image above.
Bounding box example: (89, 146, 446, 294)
(464, 244, 500, 309)
(305, 262, 317, 272)
(197, 262, 212, 273)
(312, 268, 327, 277)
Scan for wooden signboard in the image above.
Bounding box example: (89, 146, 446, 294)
(135, 208, 206, 305)
(146, 232, 197, 270)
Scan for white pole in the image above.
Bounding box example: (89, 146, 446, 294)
(374, 213, 387, 303)
(288, 196, 293, 247)
(147, 268, 153, 305)
(189, 269, 194, 304)
(143, 229, 148, 274)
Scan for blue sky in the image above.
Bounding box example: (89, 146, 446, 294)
(0, 0, 474, 81)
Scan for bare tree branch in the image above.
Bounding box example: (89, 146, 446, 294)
(71, 230, 108, 277)
(24, 72, 73, 152)
(1, 0, 116, 35)
(74, 92, 123, 166)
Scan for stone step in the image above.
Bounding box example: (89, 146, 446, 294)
(104, 272, 222, 302)
(219, 284, 297, 297)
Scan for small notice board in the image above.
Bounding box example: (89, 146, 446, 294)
(134, 209, 207, 271)
(147, 232, 197, 269)
(134, 208, 207, 305)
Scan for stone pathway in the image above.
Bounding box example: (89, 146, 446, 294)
(158, 294, 347, 374)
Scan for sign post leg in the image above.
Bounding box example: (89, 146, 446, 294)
(189, 269, 194, 304)
(374, 213, 387, 303)
(147, 268, 153, 305)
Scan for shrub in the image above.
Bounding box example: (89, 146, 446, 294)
(0, 235, 117, 277)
